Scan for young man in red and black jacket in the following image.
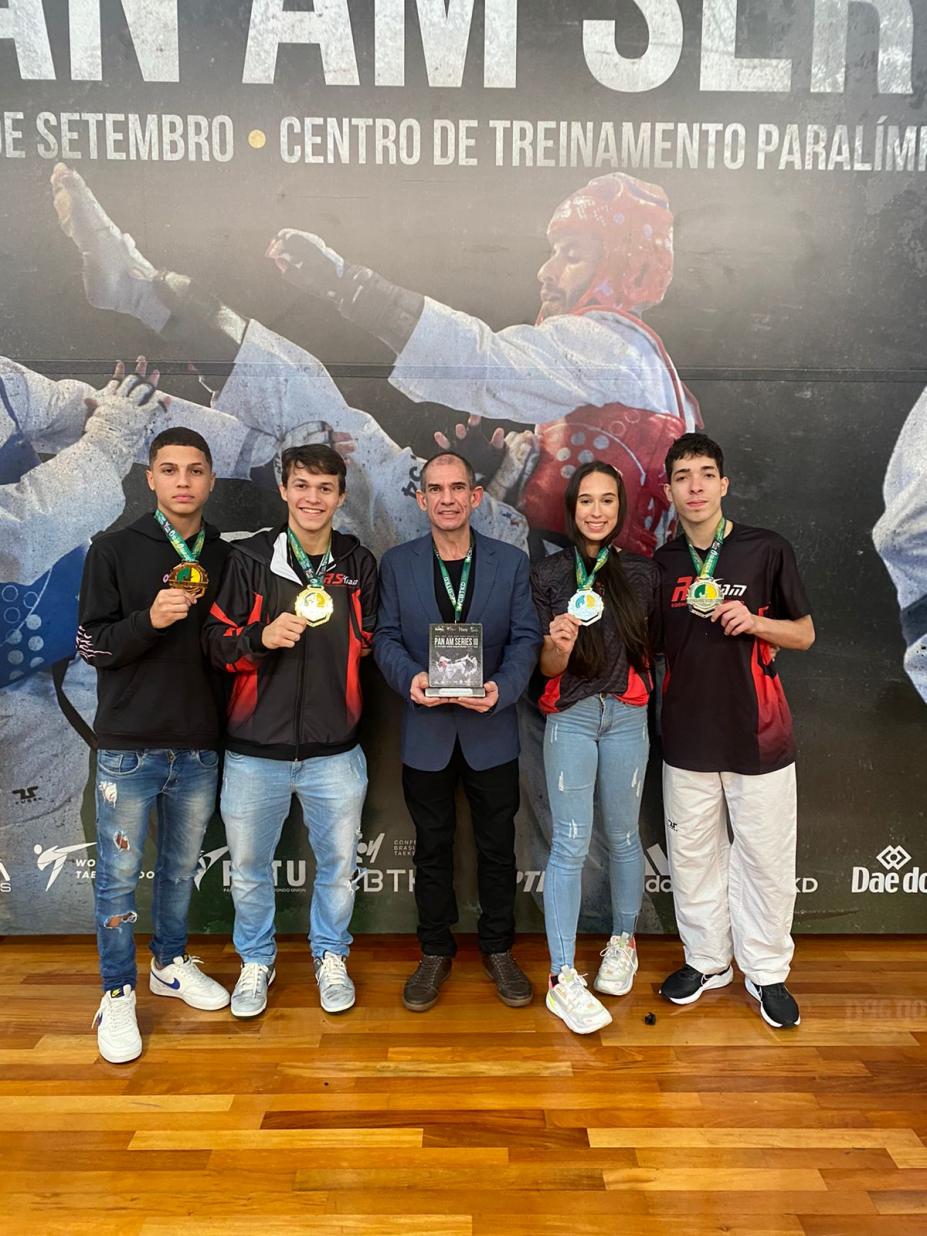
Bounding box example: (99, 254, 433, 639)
(203, 444, 377, 1019)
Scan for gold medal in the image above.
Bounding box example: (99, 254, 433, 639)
(686, 577, 722, 618)
(295, 586, 334, 627)
(167, 561, 208, 601)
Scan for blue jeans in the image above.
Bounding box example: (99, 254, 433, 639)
(94, 748, 219, 990)
(543, 696, 649, 973)
(220, 746, 367, 965)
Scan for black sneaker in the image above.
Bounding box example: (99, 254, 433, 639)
(745, 978, 800, 1028)
(660, 963, 734, 1005)
(482, 950, 533, 1007)
(402, 955, 452, 1012)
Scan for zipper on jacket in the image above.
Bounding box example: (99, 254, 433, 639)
(293, 597, 308, 760)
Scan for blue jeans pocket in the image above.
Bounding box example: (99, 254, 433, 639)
(97, 750, 141, 775)
(195, 749, 220, 768)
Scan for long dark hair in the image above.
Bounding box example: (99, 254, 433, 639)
(563, 461, 650, 678)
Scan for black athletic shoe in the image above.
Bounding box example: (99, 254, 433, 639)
(660, 963, 734, 1005)
(745, 978, 800, 1028)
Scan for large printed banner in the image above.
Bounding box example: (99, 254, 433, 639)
(0, 1, 925, 938)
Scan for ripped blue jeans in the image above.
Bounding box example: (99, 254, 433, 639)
(542, 696, 649, 973)
(94, 748, 219, 991)
(220, 745, 367, 966)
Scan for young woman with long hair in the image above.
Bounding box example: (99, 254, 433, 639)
(531, 461, 661, 1034)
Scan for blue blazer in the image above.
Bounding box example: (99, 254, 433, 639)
(374, 529, 541, 772)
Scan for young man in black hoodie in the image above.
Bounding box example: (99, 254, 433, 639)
(203, 444, 377, 1018)
(78, 426, 231, 1064)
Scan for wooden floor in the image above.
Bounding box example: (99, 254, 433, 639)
(0, 934, 925, 1236)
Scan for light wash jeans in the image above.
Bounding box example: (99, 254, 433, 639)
(94, 747, 219, 990)
(543, 695, 649, 973)
(220, 746, 368, 965)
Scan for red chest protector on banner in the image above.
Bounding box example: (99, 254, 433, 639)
(518, 308, 700, 557)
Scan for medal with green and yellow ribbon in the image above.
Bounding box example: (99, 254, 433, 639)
(567, 546, 609, 625)
(155, 509, 208, 600)
(288, 528, 335, 627)
(685, 517, 726, 618)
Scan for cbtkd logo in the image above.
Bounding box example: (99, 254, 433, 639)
(357, 833, 385, 866)
(852, 845, 925, 894)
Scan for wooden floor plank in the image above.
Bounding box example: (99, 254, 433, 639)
(0, 932, 924, 1231)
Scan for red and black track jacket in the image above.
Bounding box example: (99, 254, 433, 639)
(202, 526, 377, 761)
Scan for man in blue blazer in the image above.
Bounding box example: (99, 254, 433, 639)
(375, 452, 541, 1011)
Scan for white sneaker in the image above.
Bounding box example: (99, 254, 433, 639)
(93, 985, 142, 1064)
(231, 962, 275, 1019)
(149, 955, 230, 1011)
(594, 933, 639, 997)
(546, 966, 613, 1035)
(314, 952, 356, 1013)
(50, 163, 169, 331)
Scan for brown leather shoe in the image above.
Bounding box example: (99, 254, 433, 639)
(482, 950, 533, 1007)
(402, 955, 452, 1012)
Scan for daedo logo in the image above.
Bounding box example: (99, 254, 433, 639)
(852, 845, 926, 894)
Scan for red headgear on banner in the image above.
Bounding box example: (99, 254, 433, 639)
(544, 172, 674, 317)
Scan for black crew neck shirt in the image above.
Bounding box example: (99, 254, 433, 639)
(655, 523, 811, 775)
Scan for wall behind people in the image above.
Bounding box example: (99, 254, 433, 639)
(0, 0, 924, 935)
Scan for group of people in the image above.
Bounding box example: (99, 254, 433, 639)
(79, 403, 813, 1064)
(0, 159, 817, 1063)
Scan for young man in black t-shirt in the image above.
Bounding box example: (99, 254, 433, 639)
(654, 433, 815, 1029)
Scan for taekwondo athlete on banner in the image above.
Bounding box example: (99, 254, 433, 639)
(51, 165, 700, 932)
(873, 388, 927, 705)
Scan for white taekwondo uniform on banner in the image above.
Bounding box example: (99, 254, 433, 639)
(391, 299, 700, 554)
(873, 389, 927, 705)
(217, 319, 531, 558)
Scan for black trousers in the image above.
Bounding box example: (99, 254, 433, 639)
(401, 740, 520, 957)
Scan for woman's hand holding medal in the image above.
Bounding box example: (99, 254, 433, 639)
(549, 612, 582, 658)
(261, 611, 308, 650)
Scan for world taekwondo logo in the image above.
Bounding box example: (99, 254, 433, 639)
(877, 845, 911, 872)
(34, 841, 96, 891)
(853, 845, 924, 894)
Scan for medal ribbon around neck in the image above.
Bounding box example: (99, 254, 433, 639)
(434, 539, 473, 623)
(156, 508, 208, 599)
(155, 508, 205, 562)
(288, 528, 336, 627)
(567, 545, 609, 625)
(287, 527, 334, 586)
(684, 515, 727, 618)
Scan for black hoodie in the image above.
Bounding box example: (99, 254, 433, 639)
(202, 526, 377, 761)
(77, 512, 232, 750)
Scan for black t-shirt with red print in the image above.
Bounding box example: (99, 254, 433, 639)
(654, 523, 811, 775)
